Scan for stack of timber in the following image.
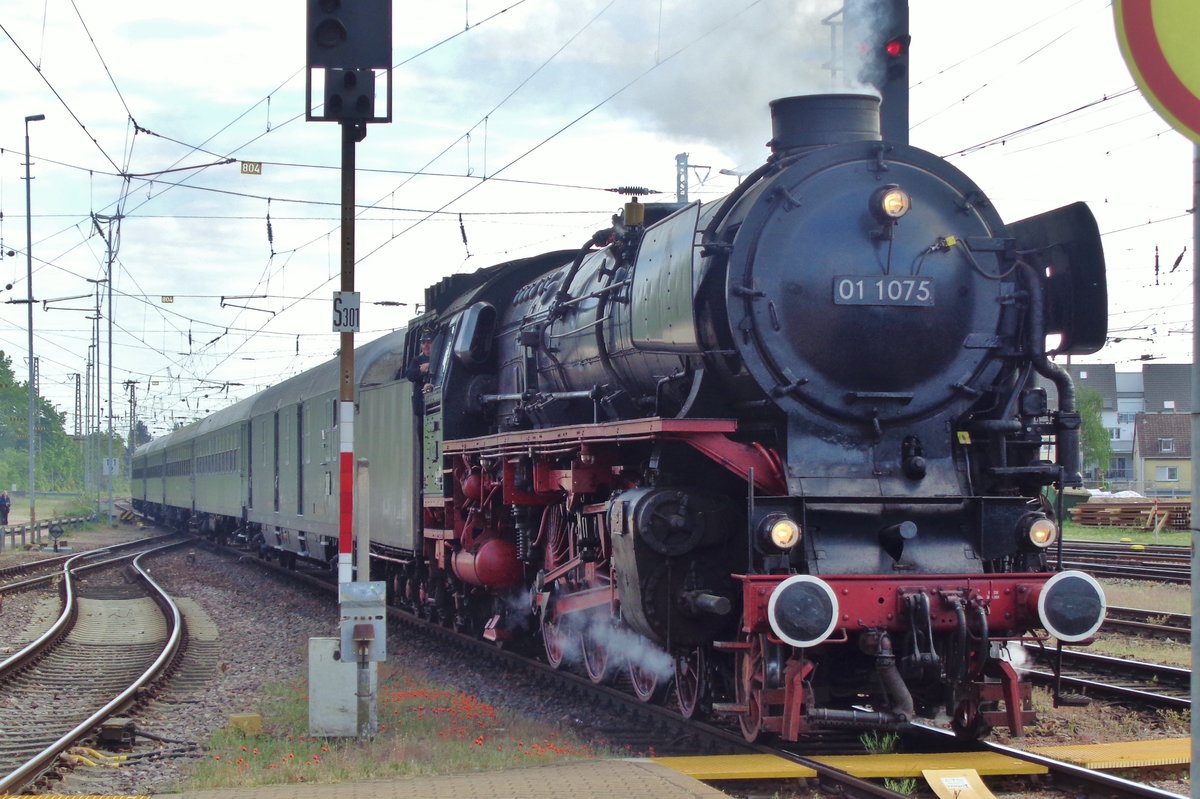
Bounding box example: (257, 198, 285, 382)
(1069, 499, 1191, 531)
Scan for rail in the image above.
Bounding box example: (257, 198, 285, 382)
(0, 541, 186, 793)
(914, 725, 1186, 799)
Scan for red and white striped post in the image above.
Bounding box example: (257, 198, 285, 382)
(338, 401, 354, 583)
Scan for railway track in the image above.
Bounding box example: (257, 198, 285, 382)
(215, 539, 1185, 799)
(1059, 540, 1191, 583)
(1104, 605, 1190, 642)
(912, 725, 1185, 799)
(1021, 644, 1190, 711)
(0, 533, 176, 593)
(0, 541, 187, 793)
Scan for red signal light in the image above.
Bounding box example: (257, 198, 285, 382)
(885, 38, 904, 58)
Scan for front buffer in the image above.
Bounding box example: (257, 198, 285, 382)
(722, 570, 1105, 741)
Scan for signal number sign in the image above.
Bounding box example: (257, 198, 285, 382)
(332, 291, 361, 333)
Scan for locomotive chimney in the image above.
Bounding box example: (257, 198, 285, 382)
(767, 94, 881, 158)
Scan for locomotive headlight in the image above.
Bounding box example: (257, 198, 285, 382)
(1023, 515, 1059, 549)
(871, 184, 911, 221)
(760, 514, 802, 550)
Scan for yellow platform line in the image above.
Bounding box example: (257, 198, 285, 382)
(653, 751, 1045, 780)
(812, 751, 1046, 779)
(654, 736, 1192, 782)
(1029, 737, 1191, 769)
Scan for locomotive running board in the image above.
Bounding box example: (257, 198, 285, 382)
(442, 417, 737, 455)
(442, 417, 787, 494)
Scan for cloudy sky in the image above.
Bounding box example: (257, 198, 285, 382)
(0, 0, 1191, 436)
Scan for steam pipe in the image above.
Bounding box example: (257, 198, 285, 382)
(875, 633, 914, 722)
(700, 160, 777, 252)
(1021, 263, 1083, 487)
(480, 389, 598, 404)
(551, 278, 632, 311)
(968, 419, 1022, 433)
(804, 707, 905, 728)
(972, 603, 990, 669)
(549, 232, 609, 321)
(950, 600, 967, 687)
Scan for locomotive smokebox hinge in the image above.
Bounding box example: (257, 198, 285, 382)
(869, 143, 892, 174)
(771, 372, 809, 399)
(732, 285, 765, 299)
(957, 192, 991, 215)
(738, 315, 755, 343)
(770, 184, 804, 211)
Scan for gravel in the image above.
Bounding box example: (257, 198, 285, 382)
(3, 532, 1189, 797)
(32, 543, 635, 795)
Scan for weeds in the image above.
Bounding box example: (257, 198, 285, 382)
(882, 777, 916, 795)
(858, 730, 899, 754)
(184, 667, 601, 790)
(1156, 708, 1190, 728)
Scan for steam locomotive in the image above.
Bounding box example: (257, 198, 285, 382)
(133, 93, 1108, 740)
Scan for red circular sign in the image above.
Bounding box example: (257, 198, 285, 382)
(1115, 1, 1200, 143)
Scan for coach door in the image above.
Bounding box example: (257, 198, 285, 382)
(273, 411, 281, 512)
(246, 422, 253, 511)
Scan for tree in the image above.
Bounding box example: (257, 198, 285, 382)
(1076, 385, 1112, 483)
(0, 348, 100, 492)
(0, 350, 25, 452)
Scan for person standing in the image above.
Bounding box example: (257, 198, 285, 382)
(404, 329, 436, 414)
(405, 329, 434, 391)
(0, 490, 10, 525)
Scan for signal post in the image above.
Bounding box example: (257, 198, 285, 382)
(305, 0, 392, 740)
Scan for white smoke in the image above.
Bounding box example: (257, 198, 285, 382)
(540, 610, 674, 680)
(448, 0, 897, 167)
(610, 0, 891, 165)
(504, 586, 536, 632)
(999, 640, 1032, 673)
(584, 614, 675, 680)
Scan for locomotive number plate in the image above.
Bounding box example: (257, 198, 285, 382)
(833, 276, 935, 307)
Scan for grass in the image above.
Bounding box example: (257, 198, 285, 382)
(1096, 579, 1190, 615)
(1083, 630, 1190, 667)
(183, 666, 604, 790)
(1062, 520, 1191, 546)
(1006, 686, 1191, 746)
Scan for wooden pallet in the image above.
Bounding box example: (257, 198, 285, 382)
(1069, 501, 1191, 530)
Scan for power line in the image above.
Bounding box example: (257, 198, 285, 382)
(0, 21, 123, 173)
(941, 87, 1139, 158)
